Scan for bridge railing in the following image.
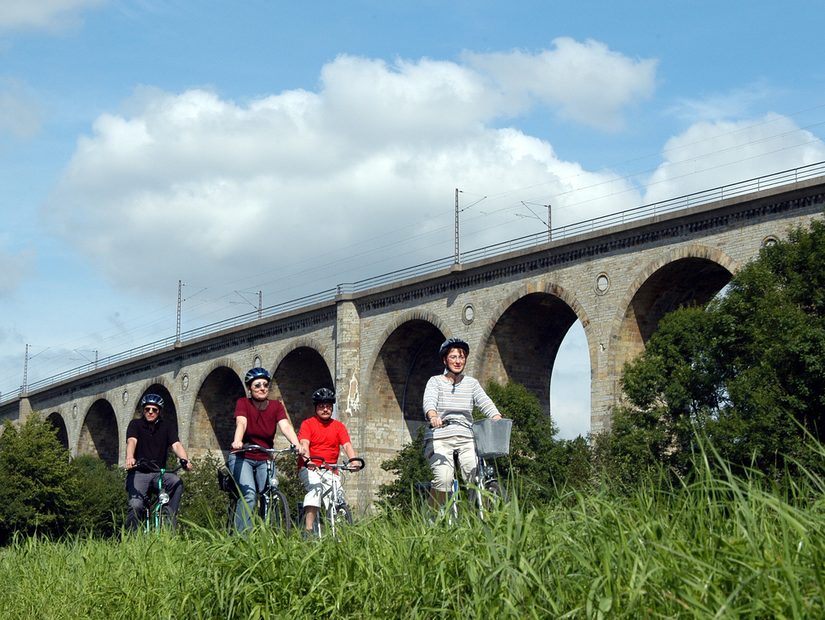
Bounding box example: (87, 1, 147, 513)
(3, 160, 824, 405)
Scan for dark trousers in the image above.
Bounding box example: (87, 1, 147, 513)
(125, 469, 184, 530)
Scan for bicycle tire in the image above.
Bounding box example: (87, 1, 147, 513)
(475, 479, 507, 515)
(264, 489, 292, 534)
(335, 503, 353, 526)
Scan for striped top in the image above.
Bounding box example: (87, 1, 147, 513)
(422, 374, 502, 441)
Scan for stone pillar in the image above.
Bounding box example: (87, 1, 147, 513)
(18, 397, 32, 424)
(334, 298, 367, 509)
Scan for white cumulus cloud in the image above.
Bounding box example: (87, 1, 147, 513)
(47, 49, 643, 298)
(464, 37, 658, 131)
(644, 113, 825, 204)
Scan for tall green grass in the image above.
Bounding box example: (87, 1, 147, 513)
(2, 450, 824, 619)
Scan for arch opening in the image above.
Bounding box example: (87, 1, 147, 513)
(189, 367, 244, 459)
(616, 257, 733, 371)
(272, 346, 333, 430)
(480, 292, 585, 430)
(46, 412, 69, 450)
(77, 400, 119, 465)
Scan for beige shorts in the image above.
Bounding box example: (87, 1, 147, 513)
(424, 434, 477, 492)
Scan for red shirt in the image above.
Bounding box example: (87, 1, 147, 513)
(298, 416, 351, 470)
(234, 397, 288, 461)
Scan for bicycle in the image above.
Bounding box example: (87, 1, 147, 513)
(134, 458, 187, 532)
(299, 456, 365, 540)
(425, 417, 511, 522)
(223, 444, 295, 533)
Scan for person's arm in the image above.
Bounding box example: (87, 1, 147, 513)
(231, 415, 248, 450)
(341, 440, 362, 470)
(125, 437, 138, 469)
(277, 418, 307, 457)
(472, 380, 503, 420)
(171, 441, 193, 470)
(423, 377, 444, 428)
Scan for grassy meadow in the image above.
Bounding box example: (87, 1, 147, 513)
(2, 455, 824, 619)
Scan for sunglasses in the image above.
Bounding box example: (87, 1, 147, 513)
(143, 406, 160, 414)
(251, 381, 270, 389)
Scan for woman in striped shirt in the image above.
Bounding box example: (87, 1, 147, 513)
(423, 337, 503, 507)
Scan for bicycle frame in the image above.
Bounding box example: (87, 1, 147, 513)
(228, 444, 294, 531)
(302, 456, 364, 539)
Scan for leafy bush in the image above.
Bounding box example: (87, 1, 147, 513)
(179, 452, 233, 529)
(69, 455, 125, 537)
(0, 414, 81, 544)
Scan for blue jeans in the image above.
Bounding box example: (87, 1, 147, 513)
(227, 453, 268, 532)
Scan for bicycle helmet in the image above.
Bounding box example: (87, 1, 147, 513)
(312, 387, 336, 404)
(139, 393, 165, 410)
(438, 338, 469, 359)
(244, 367, 271, 386)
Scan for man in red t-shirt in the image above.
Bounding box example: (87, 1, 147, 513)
(298, 387, 361, 534)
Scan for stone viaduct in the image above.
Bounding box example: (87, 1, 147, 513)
(2, 166, 824, 509)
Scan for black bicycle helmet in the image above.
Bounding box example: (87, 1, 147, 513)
(139, 393, 165, 410)
(244, 367, 271, 386)
(312, 387, 336, 404)
(439, 338, 469, 359)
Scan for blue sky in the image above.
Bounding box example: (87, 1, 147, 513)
(2, 0, 824, 438)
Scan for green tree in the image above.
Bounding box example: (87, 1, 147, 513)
(376, 427, 430, 513)
(179, 452, 233, 529)
(600, 217, 825, 483)
(0, 414, 81, 544)
(69, 455, 125, 537)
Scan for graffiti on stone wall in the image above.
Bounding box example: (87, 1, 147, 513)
(344, 371, 360, 417)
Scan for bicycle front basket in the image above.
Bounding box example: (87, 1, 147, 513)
(473, 418, 512, 458)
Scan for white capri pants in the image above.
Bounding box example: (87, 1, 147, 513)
(424, 434, 477, 493)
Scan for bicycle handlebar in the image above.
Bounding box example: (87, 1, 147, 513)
(134, 458, 187, 473)
(429, 417, 473, 429)
(303, 455, 366, 472)
(230, 443, 297, 457)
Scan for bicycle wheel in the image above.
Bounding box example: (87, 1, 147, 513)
(475, 479, 507, 516)
(264, 489, 292, 534)
(334, 503, 353, 526)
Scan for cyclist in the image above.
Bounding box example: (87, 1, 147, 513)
(228, 367, 306, 532)
(125, 393, 193, 531)
(423, 338, 504, 507)
(298, 387, 362, 535)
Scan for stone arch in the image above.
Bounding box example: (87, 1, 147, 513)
(270, 340, 333, 429)
(46, 411, 69, 450)
(188, 360, 245, 459)
(77, 399, 119, 465)
(367, 310, 453, 428)
(608, 243, 737, 383)
(364, 311, 446, 482)
(477, 280, 592, 419)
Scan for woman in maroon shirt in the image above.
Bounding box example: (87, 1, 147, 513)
(227, 367, 304, 531)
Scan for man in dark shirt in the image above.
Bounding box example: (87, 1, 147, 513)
(124, 393, 193, 530)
